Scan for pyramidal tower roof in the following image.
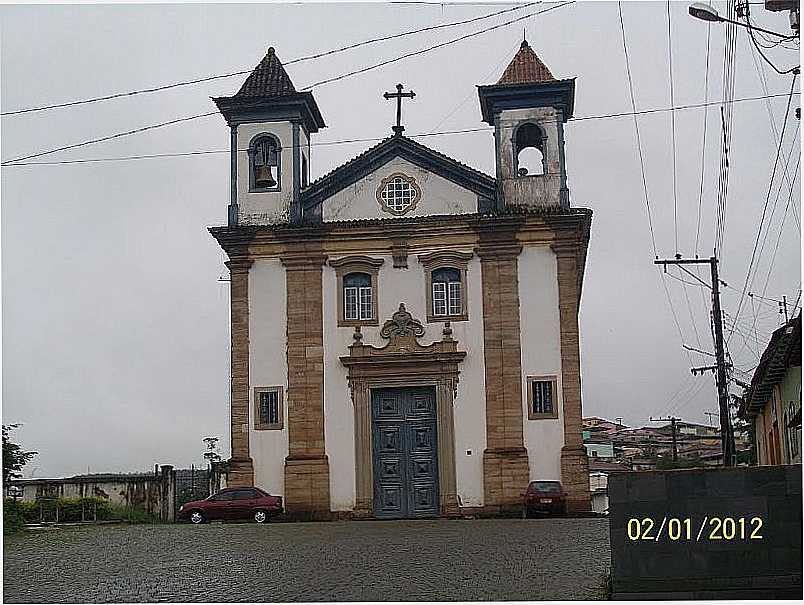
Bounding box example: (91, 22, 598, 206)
(235, 47, 297, 98)
(496, 40, 555, 85)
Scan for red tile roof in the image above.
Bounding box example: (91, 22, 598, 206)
(235, 47, 297, 98)
(497, 40, 555, 85)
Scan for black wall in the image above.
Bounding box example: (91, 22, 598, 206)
(609, 465, 802, 600)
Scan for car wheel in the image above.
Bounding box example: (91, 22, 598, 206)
(189, 510, 205, 525)
(253, 510, 269, 524)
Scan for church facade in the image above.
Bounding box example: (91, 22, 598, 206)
(210, 41, 593, 519)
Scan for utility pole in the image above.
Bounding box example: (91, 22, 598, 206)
(651, 415, 680, 462)
(655, 255, 736, 466)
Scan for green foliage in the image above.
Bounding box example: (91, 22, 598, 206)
(596, 572, 613, 600)
(2, 424, 37, 483)
(106, 505, 161, 524)
(3, 499, 26, 534)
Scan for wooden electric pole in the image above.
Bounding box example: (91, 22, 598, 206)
(655, 255, 736, 466)
(651, 415, 680, 462)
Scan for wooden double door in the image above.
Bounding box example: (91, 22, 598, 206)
(371, 386, 440, 519)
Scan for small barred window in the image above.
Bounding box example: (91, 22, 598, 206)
(254, 386, 283, 430)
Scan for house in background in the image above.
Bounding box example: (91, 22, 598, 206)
(739, 313, 801, 465)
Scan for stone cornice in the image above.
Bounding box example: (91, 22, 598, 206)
(280, 252, 328, 268)
(225, 257, 253, 273)
(328, 255, 385, 269)
(417, 250, 474, 268)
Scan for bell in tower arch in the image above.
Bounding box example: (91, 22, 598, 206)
(254, 164, 277, 189)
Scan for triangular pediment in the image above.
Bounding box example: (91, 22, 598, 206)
(301, 135, 496, 215)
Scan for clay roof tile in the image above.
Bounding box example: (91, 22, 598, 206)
(235, 47, 297, 98)
(497, 39, 555, 85)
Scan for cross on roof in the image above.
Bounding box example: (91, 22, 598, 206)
(383, 83, 415, 135)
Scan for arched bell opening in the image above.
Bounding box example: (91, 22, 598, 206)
(514, 122, 547, 177)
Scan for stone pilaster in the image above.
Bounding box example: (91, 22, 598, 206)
(281, 251, 331, 518)
(226, 257, 255, 487)
(476, 229, 530, 510)
(552, 237, 591, 512)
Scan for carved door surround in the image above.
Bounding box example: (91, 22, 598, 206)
(340, 303, 466, 517)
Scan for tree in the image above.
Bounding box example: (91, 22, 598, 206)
(2, 424, 37, 484)
(202, 437, 221, 466)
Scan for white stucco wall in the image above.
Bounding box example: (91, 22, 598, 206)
(236, 122, 308, 225)
(321, 157, 479, 222)
(518, 245, 565, 481)
(248, 259, 289, 495)
(323, 251, 488, 510)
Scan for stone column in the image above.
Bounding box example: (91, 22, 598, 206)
(226, 257, 255, 487)
(552, 239, 591, 512)
(281, 252, 331, 519)
(476, 229, 530, 512)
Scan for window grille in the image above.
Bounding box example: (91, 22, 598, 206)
(259, 390, 280, 426)
(344, 273, 373, 321)
(431, 267, 462, 317)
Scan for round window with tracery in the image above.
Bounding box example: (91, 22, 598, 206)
(377, 173, 421, 215)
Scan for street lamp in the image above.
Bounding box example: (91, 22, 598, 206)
(689, 2, 721, 22)
(688, 2, 796, 37)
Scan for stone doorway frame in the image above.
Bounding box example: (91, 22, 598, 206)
(340, 304, 466, 518)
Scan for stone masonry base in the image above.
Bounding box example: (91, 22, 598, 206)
(483, 447, 531, 507)
(560, 445, 591, 512)
(284, 455, 331, 520)
(226, 457, 255, 488)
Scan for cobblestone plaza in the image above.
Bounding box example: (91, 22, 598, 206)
(4, 518, 609, 602)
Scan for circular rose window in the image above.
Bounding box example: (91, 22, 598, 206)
(377, 173, 421, 215)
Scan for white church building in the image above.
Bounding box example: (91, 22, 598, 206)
(210, 41, 592, 519)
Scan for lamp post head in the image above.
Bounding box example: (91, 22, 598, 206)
(689, 3, 722, 22)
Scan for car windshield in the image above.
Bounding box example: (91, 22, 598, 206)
(529, 481, 561, 493)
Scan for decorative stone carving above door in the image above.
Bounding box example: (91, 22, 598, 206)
(340, 303, 466, 517)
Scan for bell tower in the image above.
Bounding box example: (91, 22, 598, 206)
(477, 40, 575, 210)
(214, 47, 326, 226)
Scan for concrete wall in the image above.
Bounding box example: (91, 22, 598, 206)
(322, 157, 478, 222)
(248, 258, 289, 495)
(518, 246, 564, 482)
(609, 466, 803, 600)
(585, 442, 615, 458)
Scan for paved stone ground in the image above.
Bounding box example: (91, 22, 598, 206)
(4, 518, 610, 602)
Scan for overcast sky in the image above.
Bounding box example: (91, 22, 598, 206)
(2, 1, 800, 477)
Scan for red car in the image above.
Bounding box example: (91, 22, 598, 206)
(178, 487, 283, 524)
(522, 480, 567, 518)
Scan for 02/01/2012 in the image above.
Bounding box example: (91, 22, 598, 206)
(626, 516, 764, 542)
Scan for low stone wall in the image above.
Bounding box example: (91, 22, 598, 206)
(10, 465, 177, 522)
(608, 465, 802, 600)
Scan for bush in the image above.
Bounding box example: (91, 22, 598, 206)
(3, 499, 26, 534)
(106, 505, 160, 524)
(54, 497, 111, 522)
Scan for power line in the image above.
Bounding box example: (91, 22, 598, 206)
(695, 20, 713, 256)
(1, 1, 545, 117)
(299, 2, 575, 90)
(727, 73, 798, 346)
(666, 1, 680, 254)
(2, 91, 796, 168)
(1, 2, 577, 167)
(617, 1, 657, 257)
